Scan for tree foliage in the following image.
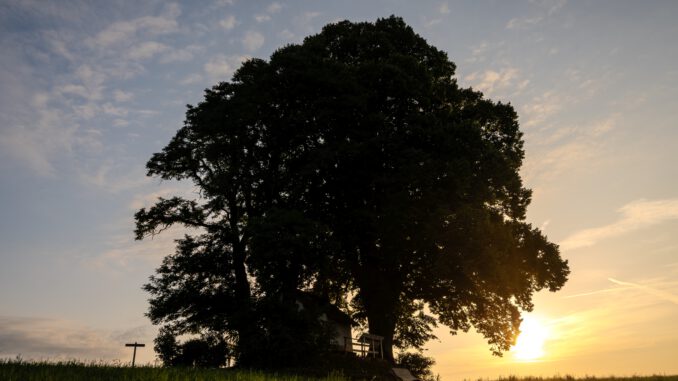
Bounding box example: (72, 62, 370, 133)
(135, 16, 569, 366)
(396, 352, 437, 381)
(154, 328, 231, 367)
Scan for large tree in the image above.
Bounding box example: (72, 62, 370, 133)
(136, 16, 569, 365)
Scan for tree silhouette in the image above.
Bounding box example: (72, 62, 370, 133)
(136, 16, 569, 366)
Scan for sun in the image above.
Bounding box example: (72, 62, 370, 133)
(511, 315, 549, 361)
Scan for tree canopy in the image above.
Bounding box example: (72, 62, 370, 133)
(135, 16, 569, 366)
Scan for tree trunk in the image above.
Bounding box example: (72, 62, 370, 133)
(360, 256, 401, 364)
(232, 240, 256, 365)
(366, 304, 397, 363)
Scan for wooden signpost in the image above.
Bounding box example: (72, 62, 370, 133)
(125, 342, 145, 367)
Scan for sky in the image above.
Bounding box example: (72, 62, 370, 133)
(1, 0, 677, 379)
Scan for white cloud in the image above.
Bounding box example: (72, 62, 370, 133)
(129, 188, 182, 211)
(506, 0, 566, 29)
(88, 184, 201, 270)
(531, 0, 567, 16)
(520, 90, 563, 128)
(279, 29, 295, 40)
(521, 116, 617, 186)
(465, 41, 494, 64)
(0, 58, 114, 176)
(102, 103, 129, 117)
(47, 36, 76, 61)
(127, 41, 169, 60)
(204, 54, 249, 81)
(242, 31, 265, 52)
(79, 161, 148, 193)
(267, 2, 283, 13)
(302, 11, 321, 20)
(439, 2, 450, 14)
(89, 17, 177, 49)
(113, 118, 129, 127)
(57, 84, 89, 99)
(180, 73, 203, 85)
(87, 3, 180, 49)
(161, 50, 192, 63)
(73, 102, 99, 119)
(464, 67, 521, 97)
(254, 1, 283, 22)
(424, 17, 442, 28)
(113, 89, 134, 102)
(294, 11, 322, 32)
(71, 64, 106, 101)
(92, 225, 187, 269)
(471, 41, 489, 57)
(219, 15, 237, 30)
(560, 199, 678, 250)
(159, 45, 204, 64)
(506, 16, 543, 30)
(0, 92, 87, 176)
(204, 55, 234, 80)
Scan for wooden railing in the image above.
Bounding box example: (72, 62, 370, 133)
(342, 334, 384, 359)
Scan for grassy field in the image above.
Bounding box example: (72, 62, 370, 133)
(489, 377, 678, 381)
(1, 360, 676, 381)
(0, 360, 348, 381)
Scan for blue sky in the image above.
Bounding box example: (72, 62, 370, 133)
(1, 0, 677, 378)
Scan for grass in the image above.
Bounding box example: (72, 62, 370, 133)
(482, 377, 678, 381)
(1, 359, 676, 381)
(0, 359, 349, 381)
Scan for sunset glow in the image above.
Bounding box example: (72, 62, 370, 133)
(2, 1, 678, 380)
(512, 315, 549, 361)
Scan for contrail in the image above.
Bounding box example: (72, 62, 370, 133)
(608, 278, 678, 305)
(564, 286, 633, 299)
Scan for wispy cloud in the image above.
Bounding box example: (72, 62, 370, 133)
(88, 226, 184, 270)
(179, 73, 203, 85)
(547, 280, 678, 360)
(70, 64, 106, 101)
(520, 90, 564, 128)
(293, 11, 322, 33)
(126, 41, 169, 60)
(241, 30, 264, 52)
(506, 0, 567, 30)
(78, 161, 149, 193)
(278, 29, 295, 40)
(253, 2, 284, 23)
(84, 184, 201, 271)
(204, 54, 249, 81)
(560, 199, 678, 250)
(219, 15, 237, 30)
(113, 89, 134, 102)
(160, 44, 204, 64)
(534, 0, 568, 16)
(0, 316, 153, 362)
(439, 3, 450, 14)
(464, 67, 526, 97)
(0, 5, 187, 178)
(86, 4, 180, 49)
(608, 278, 678, 305)
(520, 112, 616, 189)
(506, 16, 543, 30)
(0, 91, 102, 176)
